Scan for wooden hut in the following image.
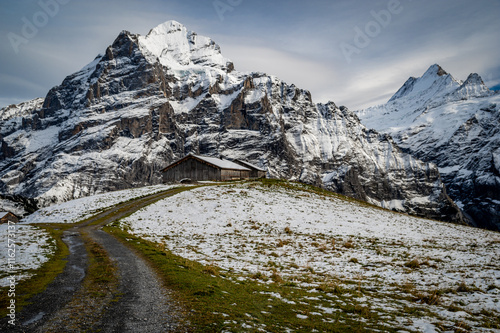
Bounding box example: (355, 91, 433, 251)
(161, 154, 251, 183)
(234, 160, 267, 179)
(0, 212, 18, 224)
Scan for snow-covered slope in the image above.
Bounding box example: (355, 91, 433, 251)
(0, 22, 463, 223)
(0, 197, 28, 216)
(119, 182, 500, 332)
(23, 184, 178, 224)
(357, 65, 500, 230)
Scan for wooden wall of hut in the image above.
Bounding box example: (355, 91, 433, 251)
(162, 158, 221, 182)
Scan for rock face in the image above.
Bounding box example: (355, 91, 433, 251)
(0, 21, 464, 223)
(357, 64, 500, 230)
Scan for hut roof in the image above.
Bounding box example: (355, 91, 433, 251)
(235, 160, 266, 172)
(0, 212, 12, 218)
(194, 154, 250, 171)
(162, 153, 251, 172)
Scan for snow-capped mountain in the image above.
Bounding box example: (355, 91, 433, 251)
(357, 64, 500, 230)
(0, 21, 464, 223)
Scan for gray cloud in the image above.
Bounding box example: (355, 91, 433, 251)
(0, 0, 498, 111)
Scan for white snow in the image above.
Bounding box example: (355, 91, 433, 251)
(0, 224, 55, 287)
(245, 88, 265, 104)
(0, 98, 43, 123)
(25, 126, 60, 153)
(380, 199, 405, 211)
(356, 65, 498, 149)
(439, 165, 461, 174)
(138, 20, 231, 71)
(118, 182, 500, 331)
(493, 148, 500, 173)
(169, 96, 205, 114)
(0, 199, 26, 216)
(23, 184, 179, 224)
(186, 154, 250, 171)
(214, 90, 242, 111)
(359, 95, 500, 150)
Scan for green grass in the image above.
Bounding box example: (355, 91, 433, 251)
(40, 232, 120, 332)
(0, 224, 69, 317)
(479, 309, 500, 329)
(105, 225, 401, 332)
(81, 232, 118, 294)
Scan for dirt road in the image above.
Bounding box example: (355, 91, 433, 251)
(1, 187, 192, 332)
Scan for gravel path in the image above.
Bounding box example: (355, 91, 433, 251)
(90, 228, 187, 332)
(0, 229, 88, 332)
(0, 187, 192, 332)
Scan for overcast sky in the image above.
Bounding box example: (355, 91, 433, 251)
(1, 0, 499, 110)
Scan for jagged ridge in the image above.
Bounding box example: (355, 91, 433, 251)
(357, 64, 500, 230)
(0, 21, 464, 224)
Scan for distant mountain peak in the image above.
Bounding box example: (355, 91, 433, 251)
(454, 72, 492, 99)
(419, 64, 456, 84)
(388, 64, 464, 103)
(356, 65, 500, 230)
(388, 65, 452, 102)
(425, 64, 448, 77)
(463, 73, 485, 85)
(387, 77, 417, 102)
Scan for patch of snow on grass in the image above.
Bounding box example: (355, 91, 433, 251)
(120, 182, 500, 331)
(0, 224, 55, 286)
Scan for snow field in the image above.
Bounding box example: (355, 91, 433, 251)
(0, 224, 55, 287)
(120, 182, 500, 332)
(23, 184, 179, 224)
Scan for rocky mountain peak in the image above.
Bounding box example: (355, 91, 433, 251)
(464, 73, 485, 85)
(387, 64, 463, 105)
(147, 20, 186, 35)
(453, 73, 492, 99)
(425, 64, 448, 77)
(388, 76, 417, 102)
(0, 20, 465, 225)
(138, 20, 233, 72)
(357, 65, 500, 231)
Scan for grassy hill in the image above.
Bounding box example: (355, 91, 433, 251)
(113, 180, 500, 332)
(3, 180, 499, 331)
